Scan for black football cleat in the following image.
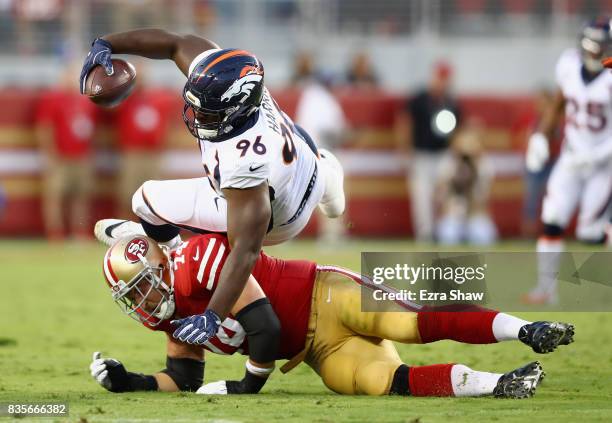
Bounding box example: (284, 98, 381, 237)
(519, 321, 575, 354)
(493, 361, 544, 399)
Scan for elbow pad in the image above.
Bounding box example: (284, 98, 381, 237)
(235, 298, 281, 363)
(161, 357, 205, 392)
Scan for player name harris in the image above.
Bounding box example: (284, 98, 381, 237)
(372, 289, 485, 302)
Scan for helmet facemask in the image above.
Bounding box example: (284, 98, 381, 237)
(580, 21, 612, 73)
(182, 101, 239, 141)
(104, 238, 175, 327)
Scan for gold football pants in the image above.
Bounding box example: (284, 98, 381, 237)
(303, 267, 422, 395)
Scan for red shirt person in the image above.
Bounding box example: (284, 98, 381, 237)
(114, 87, 174, 217)
(36, 70, 98, 240)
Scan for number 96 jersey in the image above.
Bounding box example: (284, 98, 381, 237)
(197, 88, 325, 245)
(556, 48, 612, 154)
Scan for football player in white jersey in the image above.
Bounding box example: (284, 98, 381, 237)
(79, 30, 345, 345)
(524, 18, 612, 304)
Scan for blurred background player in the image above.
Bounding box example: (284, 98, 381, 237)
(524, 17, 612, 304)
(293, 54, 349, 246)
(395, 61, 462, 242)
(290, 50, 317, 86)
(435, 121, 497, 245)
(345, 51, 379, 89)
(114, 63, 173, 218)
(35, 61, 97, 241)
(513, 88, 561, 237)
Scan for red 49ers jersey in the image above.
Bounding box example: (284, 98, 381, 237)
(147, 234, 317, 359)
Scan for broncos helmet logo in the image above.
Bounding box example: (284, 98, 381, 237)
(220, 74, 263, 103)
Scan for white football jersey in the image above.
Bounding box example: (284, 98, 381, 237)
(188, 51, 320, 233)
(556, 48, 612, 153)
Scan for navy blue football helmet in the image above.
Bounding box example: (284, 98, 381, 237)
(580, 17, 612, 73)
(182, 48, 265, 140)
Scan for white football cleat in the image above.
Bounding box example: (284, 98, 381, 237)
(318, 148, 345, 218)
(196, 380, 228, 395)
(94, 219, 146, 247)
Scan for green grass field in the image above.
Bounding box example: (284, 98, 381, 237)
(1, 239, 611, 422)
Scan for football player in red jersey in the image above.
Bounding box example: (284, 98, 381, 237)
(90, 234, 574, 398)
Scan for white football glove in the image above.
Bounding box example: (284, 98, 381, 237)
(526, 132, 550, 173)
(196, 380, 228, 395)
(89, 351, 119, 391)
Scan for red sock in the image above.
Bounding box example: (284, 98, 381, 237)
(417, 307, 498, 344)
(409, 364, 454, 396)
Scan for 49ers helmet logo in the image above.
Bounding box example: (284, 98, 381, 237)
(124, 238, 149, 263)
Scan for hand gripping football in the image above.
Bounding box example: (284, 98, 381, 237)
(83, 58, 136, 108)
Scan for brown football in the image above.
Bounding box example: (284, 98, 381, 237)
(83, 58, 136, 108)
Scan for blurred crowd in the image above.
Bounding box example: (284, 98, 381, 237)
(288, 50, 560, 246)
(0, 0, 607, 57)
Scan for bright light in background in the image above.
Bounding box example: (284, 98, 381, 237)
(432, 109, 457, 136)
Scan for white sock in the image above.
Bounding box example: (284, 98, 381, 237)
(534, 237, 563, 297)
(492, 313, 531, 341)
(451, 364, 502, 397)
(318, 149, 345, 218)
